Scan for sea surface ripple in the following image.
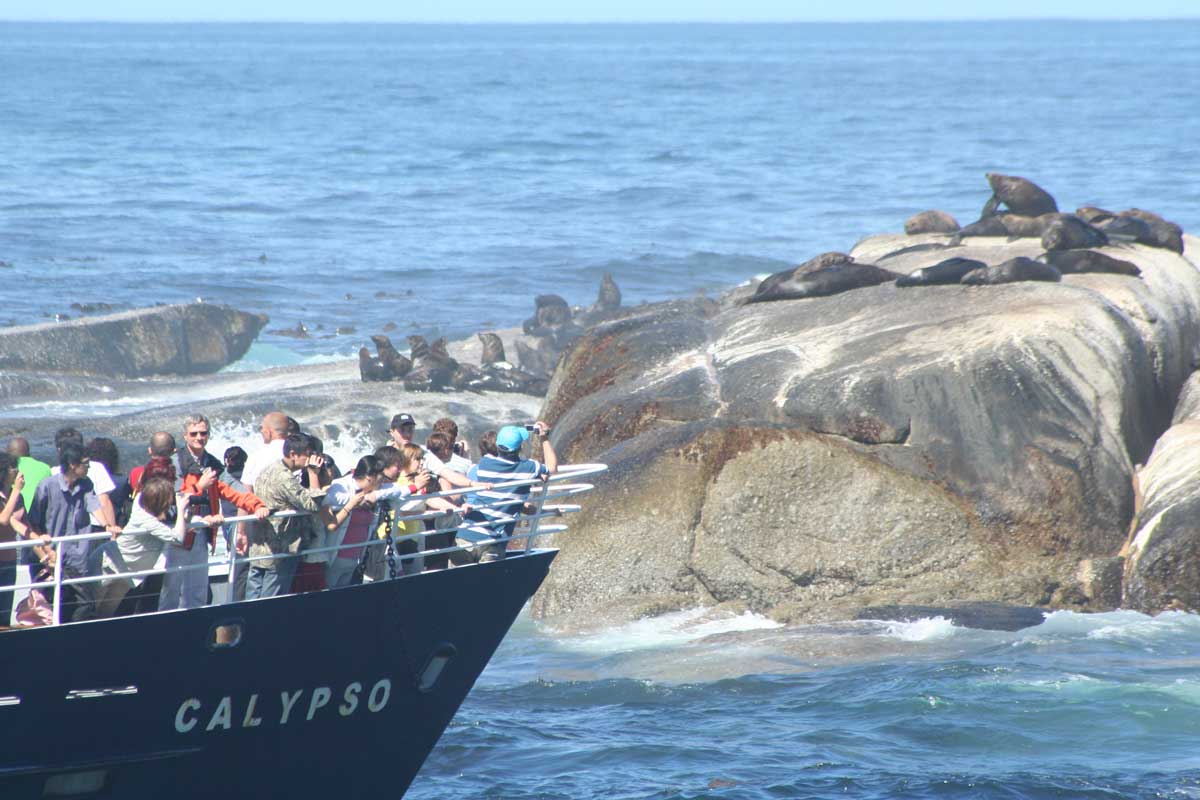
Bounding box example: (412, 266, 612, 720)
(2, 21, 1199, 365)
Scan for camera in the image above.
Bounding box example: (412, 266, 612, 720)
(524, 424, 538, 432)
(190, 493, 211, 511)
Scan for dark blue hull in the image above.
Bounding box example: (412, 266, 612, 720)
(0, 549, 556, 799)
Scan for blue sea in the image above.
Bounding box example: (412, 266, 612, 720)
(5, 20, 1200, 798)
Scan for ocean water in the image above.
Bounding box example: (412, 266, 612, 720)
(413, 608, 1200, 799)
(5, 21, 1200, 799)
(3, 21, 1199, 362)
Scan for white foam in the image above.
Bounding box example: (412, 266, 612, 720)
(208, 418, 378, 472)
(553, 607, 782, 655)
(882, 616, 959, 642)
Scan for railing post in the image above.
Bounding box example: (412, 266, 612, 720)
(524, 474, 552, 554)
(225, 522, 238, 605)
(51, 539, 64, 626)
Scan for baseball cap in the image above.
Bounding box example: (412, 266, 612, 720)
(496, 425, 530, 453)
(390, 413, 416, 429)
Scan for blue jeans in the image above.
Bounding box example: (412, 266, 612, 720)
(246, 555, 299, 599)
(0, 560, 16, 626)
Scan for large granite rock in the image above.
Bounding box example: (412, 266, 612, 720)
(0, 303, 268, 377)
(1122, 370, 1200, 612)
(531, 235, 1200, 626)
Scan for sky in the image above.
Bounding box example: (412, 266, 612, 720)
(3, 1, 1199, 23)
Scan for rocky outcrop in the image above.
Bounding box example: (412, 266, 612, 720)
(531, 234, 1200, 626)
(1123, 370, 1200, 612)
(0, 303, 267, 378)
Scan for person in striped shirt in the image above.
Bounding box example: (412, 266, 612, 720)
(457, 422, 557, 564)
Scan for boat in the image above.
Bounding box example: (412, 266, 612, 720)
(0, 463, 605, 799)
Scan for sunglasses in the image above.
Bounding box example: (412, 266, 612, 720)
(187, 431, 210, 438)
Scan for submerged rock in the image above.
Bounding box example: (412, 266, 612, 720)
(0, 303, 267, 377)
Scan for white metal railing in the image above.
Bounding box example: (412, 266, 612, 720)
(0, 463, 606, 628)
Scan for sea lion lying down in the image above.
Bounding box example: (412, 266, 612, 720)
(743, 252, 900, 304)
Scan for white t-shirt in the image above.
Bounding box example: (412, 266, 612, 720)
(52, 461, 116, 527)
(241, 439, 286, 490)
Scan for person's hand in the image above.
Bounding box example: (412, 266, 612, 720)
(235, 530, 248, 556)
(254, 506, 271, 520)
(197, 467, 217, 492)
(460, 503, 474, 514)
(11, 471, 24, 494)
(176, 492, 192, 511)
(533, 420, 551, 436)
(307, 454, 325, 470)
(413, 471, 431, 491)
(105, 524, 122, 538)
(347, 491, 367, 509)
(205, 514, 224, 526)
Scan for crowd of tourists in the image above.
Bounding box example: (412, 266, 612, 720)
(0, 412, 557, 625)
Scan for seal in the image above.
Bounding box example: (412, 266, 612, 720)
(597, 272, 622, 311)
(1120, 208, 1184, 253)
(401, 335, 455, 392)
(358, 347, 392, 382)
(982, 173, 1059, 217)
(1041, 215, 1109, 251)
(523, 294, 572, 334)
(896, 257, 987, 288)
(1094, 214, 1152, 241)
(477, 332, 507, 365)
(515, 339, 556, 379)
(904, 210, 960, 235)
(370, 334, 412, 378)
(407, 334, 431, 363)
(997, 213, 1057, 238)
(953, 215, 1010, 240)
(961, 257, 1062, 285)
(1042, 250, 1141, 277)
(742, 252, 899, 304)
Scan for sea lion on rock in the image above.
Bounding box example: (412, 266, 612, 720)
(402, 334, 455, 392)
(982, 172, 1059, 217)
(1041, 215, 1109, 251)
(961, 257, 1062, 285)
(904, 210, 960, 235)
(515, 339, 556, 379)
(597, 272, 621, 311)
(358, 347, 391, 382)
(478, 332, 507, 365)
(997, 213, 1057, 238)
(743, 253, 899, 304)
(1120, 208, 1184, 253)
(407, 334, 431, 363)
(1042, 250, 1141, 277)
(896, 257, 987, 288)
(1075, 206, 1114, 223)
(1093, 214, 1152, 241)
(954, 216, 1010, 239)
(428, 337, 457, 366)
(523, 294, 572, 334)
(370, 334, 412, 378)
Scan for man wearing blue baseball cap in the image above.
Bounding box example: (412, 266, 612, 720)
(456, 421, 557, 563)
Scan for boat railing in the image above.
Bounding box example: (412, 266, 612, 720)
(0, 462, 606, 628)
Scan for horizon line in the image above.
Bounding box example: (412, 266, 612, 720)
(1, 16, 1197, 25)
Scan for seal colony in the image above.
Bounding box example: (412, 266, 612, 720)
(357, 272, 622, 393)
(517, 171, 1200, 629)
(743, 172, 1181, 301)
